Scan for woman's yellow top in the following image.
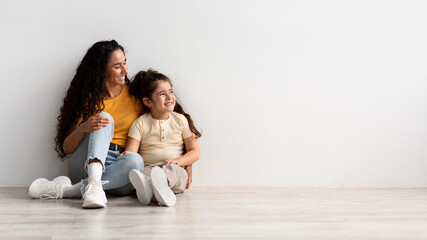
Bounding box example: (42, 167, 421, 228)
(103, 85, 142, 148)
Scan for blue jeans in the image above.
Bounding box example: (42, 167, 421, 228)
(67, 112, 143, 196)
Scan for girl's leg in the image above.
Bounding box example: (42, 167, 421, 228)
(150, 166, 176, 207)
(130, 164, 185, 206)
(142, 165, 154, 178)
(162, 164, 189, 194)
(128, 165, 154, 205)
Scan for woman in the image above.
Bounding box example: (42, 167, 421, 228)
(29, 40, 143, 208)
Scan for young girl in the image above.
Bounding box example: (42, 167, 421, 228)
(119, 69, 201, 207)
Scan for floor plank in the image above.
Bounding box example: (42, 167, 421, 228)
(1, 187, 427, 239)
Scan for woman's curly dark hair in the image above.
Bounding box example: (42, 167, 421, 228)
(55, 40, 129, 159)
(129, 69, 202, 139)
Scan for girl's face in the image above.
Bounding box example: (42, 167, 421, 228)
(106, 50, 128, 86)
(144, 81, 176, 119)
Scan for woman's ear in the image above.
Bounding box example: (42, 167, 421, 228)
(142, 97, 151, 108)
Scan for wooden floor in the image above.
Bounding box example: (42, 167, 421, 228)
(1, 187, 427, 239)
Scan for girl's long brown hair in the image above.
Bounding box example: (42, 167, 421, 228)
(129, 69, 202, 138)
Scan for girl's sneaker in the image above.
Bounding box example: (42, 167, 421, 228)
(150, 166, 176, 207)
(28, 176, 72, 199)
(129, 169, 153, 205)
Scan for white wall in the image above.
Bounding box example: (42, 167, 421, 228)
(1, 0, 427, 187)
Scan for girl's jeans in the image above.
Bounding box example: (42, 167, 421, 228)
(67, 112, 144, 196)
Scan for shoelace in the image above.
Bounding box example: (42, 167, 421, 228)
(39, 182, 62, 200)
(83, 180, 109, 199)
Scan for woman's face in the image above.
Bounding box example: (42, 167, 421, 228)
(106, 50, 128, 86)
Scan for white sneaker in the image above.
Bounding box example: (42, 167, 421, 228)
(53, 176, 72, 188)
(82, 180, 108, 209)
(151, 166, 176, 207)
(129, 169, 153, 205)
(28, 176, 72, 199)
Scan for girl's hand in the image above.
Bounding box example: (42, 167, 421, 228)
(164, 159, 183, 167)
(80, 114, 110, 133)
(164, 160, 192, 188)
(117, 151, 130, 159)
(185, 165, 193, 189)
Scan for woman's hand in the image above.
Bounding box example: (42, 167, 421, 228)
(185, 165, 193, 189)
(80, 113, 110, 133)
(63, 114, 110, 155)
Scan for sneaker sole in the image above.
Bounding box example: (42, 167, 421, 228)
(82, 202, 106, 209)
(151, 166, 176, 207)
(129, 169, 153, 205)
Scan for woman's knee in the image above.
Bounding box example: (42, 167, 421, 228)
(100, 112, 114, 123)
(122, 152, 144, 171)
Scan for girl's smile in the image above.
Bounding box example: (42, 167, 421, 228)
(144, 80, 176, 120)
